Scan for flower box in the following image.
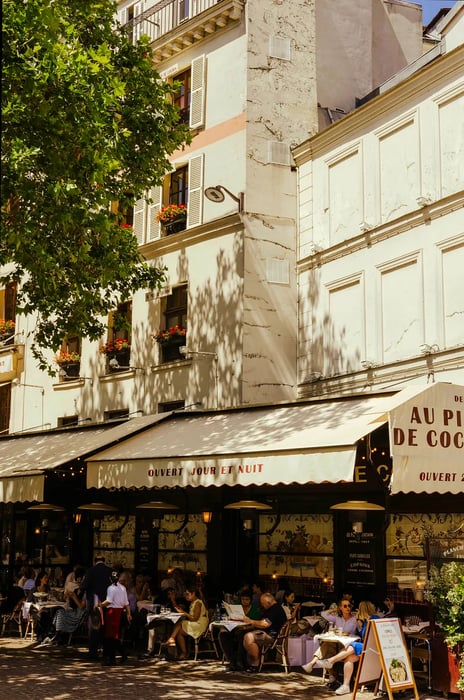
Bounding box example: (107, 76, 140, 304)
(153, 326, 186, 345)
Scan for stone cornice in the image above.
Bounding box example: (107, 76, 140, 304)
(293, 44, 464, 165)
(140, 212, 243, 258)
(297, 191, 464, 272)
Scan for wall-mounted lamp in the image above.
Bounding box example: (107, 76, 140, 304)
(330, 500, 385, 511)
(27, 503, 65, 512)
(78, 502, 118, 512)
(225, 500, 272, 534)
(205, 185, 244, 213)
(74, 513, 82, 525)
(108, 357, 145, 373)
(420, 343, 440, 355)
(416, 195, 432, 207)
(359, 221, 373, 232)
(202, 511, 213, 524)
(361, 360, 377, 369)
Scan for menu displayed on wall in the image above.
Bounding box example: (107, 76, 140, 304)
(137, 526, 152, 569)
(344, 530, 376, 586)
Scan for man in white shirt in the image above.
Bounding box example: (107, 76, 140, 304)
(99, 570, 131, 665)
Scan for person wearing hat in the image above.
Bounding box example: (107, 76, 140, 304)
(99, 570, 131, 666)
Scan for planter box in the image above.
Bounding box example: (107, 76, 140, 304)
(431, 637, 462, 696)
(163, 218, 186, 235)
(59, 362, 80, 379)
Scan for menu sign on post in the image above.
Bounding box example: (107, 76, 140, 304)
(344, 530, 376, 586)
(353, 618, 419, 700)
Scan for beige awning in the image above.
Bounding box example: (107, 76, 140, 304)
(87, 393, 400, 490)
(0, 413, 170, 503)
(86, 383, 464, 494)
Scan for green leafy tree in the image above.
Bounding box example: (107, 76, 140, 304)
(1, 0, 190, 366)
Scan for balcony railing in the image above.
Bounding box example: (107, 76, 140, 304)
(122, 0, 244, 63)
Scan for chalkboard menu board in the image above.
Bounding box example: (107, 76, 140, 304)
(344, 530, 376, 586)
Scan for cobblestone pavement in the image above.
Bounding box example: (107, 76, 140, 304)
(0, 637, 333, 700)
(0, 637, 437, 700)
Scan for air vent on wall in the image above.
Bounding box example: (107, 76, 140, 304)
(269, 36, 291, 61)
(267, 141, 291, 166)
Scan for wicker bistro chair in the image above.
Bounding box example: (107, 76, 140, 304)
(1, 601, 23, 638)
(192, 610, 221, 661)
(258, 619, 291, 673)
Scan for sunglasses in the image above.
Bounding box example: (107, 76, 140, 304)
(342, 604, 352, 608)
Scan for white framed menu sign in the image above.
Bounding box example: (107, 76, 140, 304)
(353, 618, 419, 700)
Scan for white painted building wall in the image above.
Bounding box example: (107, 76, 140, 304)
(295, 8, 464, 397)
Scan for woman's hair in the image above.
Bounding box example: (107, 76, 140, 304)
(357, 600, 376, 620)
(240, 589, 253, 600)
(338, 597, 353, 611)
(283, 589, 294, 602)
(35, 570, 49, 587)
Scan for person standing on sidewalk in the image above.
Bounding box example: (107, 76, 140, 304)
(99, 570, 132, 666)
(80, 556, 112, 660)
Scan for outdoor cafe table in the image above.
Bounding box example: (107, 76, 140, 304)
(314, 631, 360, 648)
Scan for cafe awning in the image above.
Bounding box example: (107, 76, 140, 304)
(86, 382, 463, 494)
(86, 392, 396, 491)
(0, 414, 169, 503)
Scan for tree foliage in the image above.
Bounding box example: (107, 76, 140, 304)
(1, 0, 190, 365)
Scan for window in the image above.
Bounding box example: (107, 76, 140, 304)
(58, 335, 82, 381)
(0, 384, 11, 435)
(158, 400, 185, 413)
(173, 70, 191, 125)
(57, 415, 79, 428)
(0, 282, 17, 345)
(103, 302, 132, 372)
(160, 285, 188, 363)
(133, 154, 204, 245)
(104, 409, 130, 421)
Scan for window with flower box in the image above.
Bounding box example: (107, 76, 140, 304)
(56, 335, 82, 381)
(101, 302, 132, 372)
(133, 156, 204, 245)
(157, 285, 188, 363)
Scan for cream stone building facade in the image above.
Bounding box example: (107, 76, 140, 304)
(1, 0, 428, 432)
(294, 3, 464, 400)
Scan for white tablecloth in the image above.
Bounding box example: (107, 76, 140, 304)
(146, 612, 183, 625)
(315, 632, 360, 647)
(210, 620, 247, 632)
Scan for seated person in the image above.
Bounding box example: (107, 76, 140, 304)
(317, 600, 379, 695)
(282, 589, 301, 620)
(165, 584, 208, 660)
(242, 592, 287, 673)
(302, 597, 358, 684)
(53, 567, 87, 644)
(218, 588, 262, 671)
(140, 587, 185, 659)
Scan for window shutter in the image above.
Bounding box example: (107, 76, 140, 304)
(187, 154, 204, 228)
(147, 186, 162, 241)
(117, 8, 128, 26)
(133, 1, 145, 42)
(189, 55, 206, 129)
(133, 195, 147, 246)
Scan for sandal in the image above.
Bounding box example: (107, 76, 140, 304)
(166, 639, 176, 647)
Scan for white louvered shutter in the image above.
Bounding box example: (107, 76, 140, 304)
(133, 195, 147, 246)
(189, 55, 206, 129)
(117, 8, 128, 26)
(187, 154, 204, 228)
(147, 186, 163, 241)
(133, 1, 145, 42)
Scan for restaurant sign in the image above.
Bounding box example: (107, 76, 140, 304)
(87, 449, 355, 490)
(389, 383, 464, 494)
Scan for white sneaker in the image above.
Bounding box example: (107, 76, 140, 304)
(302, 660, 315, 674)
(335, 685, 351, 695)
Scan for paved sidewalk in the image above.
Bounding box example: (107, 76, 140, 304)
(0, 637, 437, 700)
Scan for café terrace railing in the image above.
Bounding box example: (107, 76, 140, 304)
(122, 0, 243, 62)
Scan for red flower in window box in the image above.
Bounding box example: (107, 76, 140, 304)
(99, 338, 131, 355)
(155, 204, 187, 224)
(152, 325, 186, 344)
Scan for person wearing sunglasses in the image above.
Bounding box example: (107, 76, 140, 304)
(302, 597, 358, 679)
(316, 600, 379, 695)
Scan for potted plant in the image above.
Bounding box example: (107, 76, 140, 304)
(425, 561, 464, 696)
(152, 325, 187, 345)
(54, 350, 81, 378)
(155, 203, 187, 235)
(0, 318, 15, 343)
(99, 338, 131, 370)
(153, 325, 186, 362)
